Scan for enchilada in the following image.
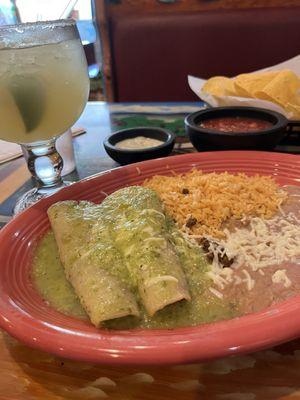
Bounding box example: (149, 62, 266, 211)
(47, 201, 140, 326)
(99, 186, 191, 316)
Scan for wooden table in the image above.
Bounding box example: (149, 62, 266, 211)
(1, 102, 300, 400)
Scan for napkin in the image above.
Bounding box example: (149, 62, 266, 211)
(0, 128, 85, 165)
(188, 55, 300, 120)
(0, 141, 22, 164)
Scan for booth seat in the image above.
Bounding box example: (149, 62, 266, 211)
(108, 7, 300, 101)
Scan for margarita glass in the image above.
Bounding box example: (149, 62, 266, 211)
(0, 19, 90, 212)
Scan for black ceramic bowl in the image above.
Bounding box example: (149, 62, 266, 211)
(185, 107, 288, 151)
(103, 127, 175, 165)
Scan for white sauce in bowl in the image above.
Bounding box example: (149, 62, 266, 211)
(115, 136, 164, 150)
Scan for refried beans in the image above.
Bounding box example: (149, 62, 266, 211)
(206, 185, 300, 316)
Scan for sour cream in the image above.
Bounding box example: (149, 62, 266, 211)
(115, 136, 164, 150)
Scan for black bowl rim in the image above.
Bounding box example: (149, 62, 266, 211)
(185, 106, 288, 137)
(103, 127, 175, 154)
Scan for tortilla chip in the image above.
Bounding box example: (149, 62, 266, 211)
(285, 102, 300, 120)
(253, 90, 284, 108)
(202, 76, 236, 97)
(201, 69, 300, 118)
(254, 70, 300, 108)
(234, 71, 280, 98)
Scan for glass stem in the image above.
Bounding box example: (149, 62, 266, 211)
(22, 138, 64, 193)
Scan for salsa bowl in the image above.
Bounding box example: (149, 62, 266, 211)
(185, 106, 288, 151)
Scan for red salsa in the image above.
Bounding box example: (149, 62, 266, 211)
(199, 117, 273, 133)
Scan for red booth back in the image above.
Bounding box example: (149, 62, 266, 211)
(109, 7, 300, 102)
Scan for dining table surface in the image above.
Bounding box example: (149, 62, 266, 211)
(1, 101, 300, 400)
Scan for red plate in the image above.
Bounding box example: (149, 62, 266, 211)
(1, 151, 300, 365)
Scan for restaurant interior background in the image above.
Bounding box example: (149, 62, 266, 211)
(1, 2, 300, 399)
(1, 0, 300, 104)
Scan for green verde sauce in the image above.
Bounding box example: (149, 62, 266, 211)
(32, 227, 239, 329)
(31, 231, 87, 319)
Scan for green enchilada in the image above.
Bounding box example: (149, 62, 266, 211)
(47, 201, 140, 326)
(99, 186, 191, 316)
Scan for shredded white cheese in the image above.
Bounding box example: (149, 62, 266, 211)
(141, 226, 155, 235)
(221, 213, 300, 271)
(143, 237, 167, 248)
(272, 269, 292, 288)
(144, 275, 179, 288)
(242, 269, 255, 291)
(123, 244, 135, 257)
(209, 287, 224, 299)
(234, 275, 242, 285)
(205, 211, 299, 292)
(141, 208, 165, 219)
(207, 271, 227, 290)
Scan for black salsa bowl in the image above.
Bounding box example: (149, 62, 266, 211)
(185, 106, 289, 151)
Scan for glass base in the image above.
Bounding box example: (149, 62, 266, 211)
(13, 182, 72, 215)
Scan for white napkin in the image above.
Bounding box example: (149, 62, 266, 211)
(0, 128, 85, 165)
(0, 141, 22, 164)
